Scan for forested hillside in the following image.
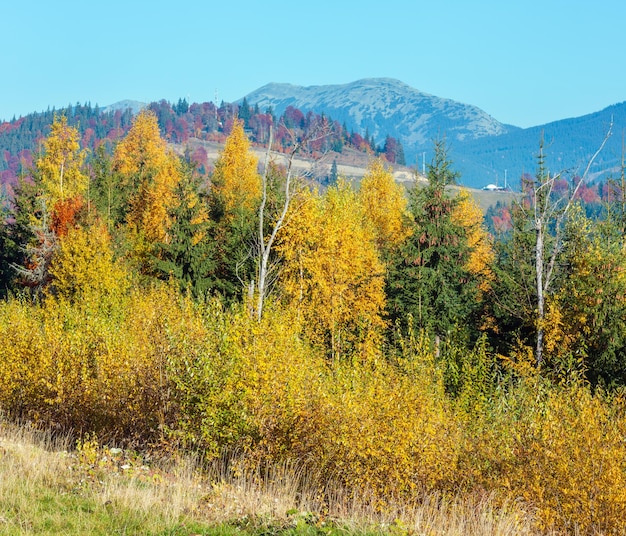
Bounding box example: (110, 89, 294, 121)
(241, 78, 624, 189)
(453, 100, 626, 188)
(0, 98, 405, 195)
(1, 111, 626, 534)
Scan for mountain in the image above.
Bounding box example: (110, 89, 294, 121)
(452, 102, 624, 188)
(1, 82, 622, 192)
(243, 78, 518, 162)
(243, 79, 623, 189)
(102, 100, 147, 115)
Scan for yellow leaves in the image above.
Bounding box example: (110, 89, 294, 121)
(212, 118, 261, 217)
(452, 189, 494, 289)
(318, 362, 461, 497)
(37, 115, 88, 206)
(1, 274, 626, 533)
(113, 109, 169, 176)
(278, 180, 386, 359)
(542, 298, 578, 361)
(498, 385, 626, 533)
(47, 221, 129, 305)
(358, 157, 409, 258)
(135, 157, 182, 244)
(114, 109, 183, 244)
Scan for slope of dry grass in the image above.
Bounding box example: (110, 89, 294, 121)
(0, 419, 538, 536)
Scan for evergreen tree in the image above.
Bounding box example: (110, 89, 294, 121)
(0, 198, 19, 297)
(174, 97, 189, 114)
(153, 167, 216, 298)
(238, 97, 251, 127)
(396, 139, 406, 166)
(91, 144, 127, 230)
(387, 140, 479, 343)
(208, 119, 260, 301)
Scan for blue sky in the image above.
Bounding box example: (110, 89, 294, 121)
(2, 1, 625, 128)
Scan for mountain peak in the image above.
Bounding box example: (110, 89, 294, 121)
(243, 79, 512, 166)
(102, 100, 147, 115)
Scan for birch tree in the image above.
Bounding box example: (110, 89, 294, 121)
(533, 126, 612, 366)
(255, 121, 331, 320)
(493, 125, 612, 366)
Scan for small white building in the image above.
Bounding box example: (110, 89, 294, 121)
(482, 184, 505, 191)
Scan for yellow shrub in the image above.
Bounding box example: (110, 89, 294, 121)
(463, 374, 626, 534)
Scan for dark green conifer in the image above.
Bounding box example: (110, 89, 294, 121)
(387, 139, 478, 341)
(153, 167, 216, 298)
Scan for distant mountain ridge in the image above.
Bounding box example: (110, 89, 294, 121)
(1, 81, 623, 191)
(453, 101, 624, 188)
(243, 78, 623, 189)
(102, 100, 147, 115)
(244, 78, 517, 158)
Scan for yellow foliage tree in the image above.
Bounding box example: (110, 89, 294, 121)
(358, 157, 409, 260)
(114, 109, 169, 175)
(47, 221, 129, 305)
(278, 181, 386, 359)
(113, 109, 182, 245)
(37, 115, 88, 207)
(452, 189, 494, 290)
(211, 119, 261, 218)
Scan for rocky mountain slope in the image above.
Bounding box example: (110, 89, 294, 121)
(243, 78, 517, 160)
(244, 78, 623, 189)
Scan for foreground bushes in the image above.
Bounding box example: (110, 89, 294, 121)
(1, 288, 625, 533)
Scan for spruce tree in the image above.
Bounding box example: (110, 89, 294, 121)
(387, 139, 479, 342)
(153, 168, 216, 298)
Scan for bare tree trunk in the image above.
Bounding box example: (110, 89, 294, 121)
(532, 121, 612, 367)
(535, 217, 545, 366)
(255, 121, 331, 321)
(256, 127, 299, 321)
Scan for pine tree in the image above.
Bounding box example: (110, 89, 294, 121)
(0, 199, 19, 297)
(153, 168, 216, 298)
(387, 140, 479, 342)
(91, 144, 126, 230)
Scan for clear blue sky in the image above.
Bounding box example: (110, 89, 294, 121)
(2, 1, 625, 128)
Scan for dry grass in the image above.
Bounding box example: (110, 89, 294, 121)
(0, 420, 539, 535)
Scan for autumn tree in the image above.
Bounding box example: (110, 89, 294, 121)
(113, 109, 183, 257)
(541, 208, 626, 385)
(452, 189, 495, 290)
(278, 180, 386, 360)
(208, 118, 261, 300)
(358, 157, 409, 262)
(492, 129, 611, 367)
(7, 117, 90, 293)
(47, 221, 130, 306)
(37, 115, 88, 207)
(254, 121, 331, 320)
(30, 115, 89, 240)
(210, 118, 261, 218)
(383, 135, 406, 165)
